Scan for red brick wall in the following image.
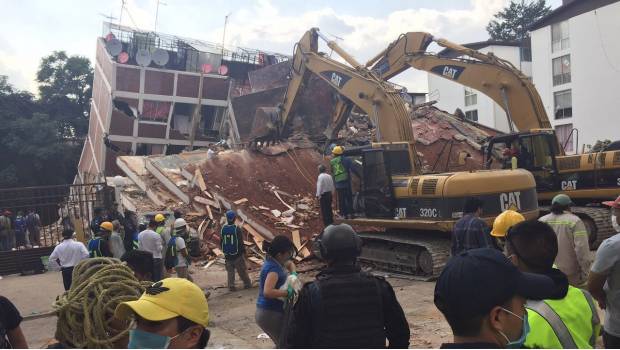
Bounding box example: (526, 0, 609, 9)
(144, 70, 174, 95)
(116, 66, 140, 92)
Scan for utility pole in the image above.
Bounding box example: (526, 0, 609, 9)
(221, 13, 231, 61)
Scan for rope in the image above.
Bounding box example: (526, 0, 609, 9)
(52, 258, 148, 348)
(286, 150, 315, 186)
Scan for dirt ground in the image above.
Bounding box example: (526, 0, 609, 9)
(2, 260, 451, 349)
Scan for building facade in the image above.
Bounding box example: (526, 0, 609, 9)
(77, 23, 286, 183)
(530, 0, 620, 153)
(427, 41, 532, 133)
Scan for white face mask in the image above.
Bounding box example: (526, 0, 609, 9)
(612, 214, 620, 233)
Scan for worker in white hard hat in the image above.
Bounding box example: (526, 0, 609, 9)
(164, 218, 193, 281)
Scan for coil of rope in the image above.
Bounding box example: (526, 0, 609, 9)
(52, 257, 148, 348)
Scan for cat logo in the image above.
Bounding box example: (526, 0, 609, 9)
(500, 192, 522, 211)
(430, 65, 465, 80)
(561, 180, 577, 191)
(331, 72, 343, 88)
(320, 71, 352, 89)
(442, 66, 459, 79)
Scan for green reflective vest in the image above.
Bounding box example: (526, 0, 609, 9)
(525, 286, 600, 349)
(156, 226, 165, 235)
(330, 156, 348, 183)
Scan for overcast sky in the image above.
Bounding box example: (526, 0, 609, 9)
(0, 0, 560, 94)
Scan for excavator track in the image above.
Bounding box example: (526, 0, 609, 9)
(357, 231, 451, 281)
(540, 205, 615, 249)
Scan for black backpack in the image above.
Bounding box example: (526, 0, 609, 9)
(164, 236, 178, 269)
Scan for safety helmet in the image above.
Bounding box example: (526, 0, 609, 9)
(490, 210, 525, 238)
(226, 210, 236, 223)
(100, 221, 114, 232)
(551, 194, 573, 206)
(314, 224, 362, 260)
(174, 218, 187, 229)
(332, 146, 344, 155)
(154, 213, 166, 223)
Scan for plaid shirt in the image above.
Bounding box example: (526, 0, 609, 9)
(451, 214, 496, 256)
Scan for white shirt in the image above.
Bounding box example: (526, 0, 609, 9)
(138, 229, 163, 259)
(49, 238, 89, 268)
(316, 173, 335, 197)
(175, 236, 188, 267)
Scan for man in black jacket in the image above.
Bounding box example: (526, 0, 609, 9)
(284, 224, 410, 348)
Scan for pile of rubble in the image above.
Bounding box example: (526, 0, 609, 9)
(114, 147, 325, 265)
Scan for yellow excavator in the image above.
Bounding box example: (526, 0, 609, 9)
(252, 28, 539, 278)
(363, 32, 620, 247)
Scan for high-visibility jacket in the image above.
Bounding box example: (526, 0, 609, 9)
(88, 237, 104, 258)
(524, 286, 600, 348)
(330, 156, 348, 183)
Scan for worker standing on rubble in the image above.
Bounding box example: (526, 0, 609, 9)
(330, 145, 354, 219)
(49, 229, 89, 290)
(285, 224, 409, 348)
(504, 220, 599, 348)
(316, 164, 335, 227)
(139, 219, 164, 282)
(587, 195, 620, 348)
(221, 210, 252, 291)
(87, 221, 113, 258)
(155, 213, 171, 277)
(539, 194, 591, 287)
(451, 198, 495, 255)
(166, 218, 193, 281)
(256, 235, 297, 347)
(435, 248, 568, 348)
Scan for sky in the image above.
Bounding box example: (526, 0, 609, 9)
(0, 0, 561, 94)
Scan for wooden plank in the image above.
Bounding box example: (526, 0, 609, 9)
(258, 206, 270, 210)
(234, 198, 248, 205)
(243, 240, 254, 246)
(194, 196, 219, 208)
(273, 190, 295, 211)
(203, 191, 213, 199)
(212, 248, 223, 257)
(195, 168, 207, 191)
(291, 230, 301, 249)
(202, 259, 217, 270)
(206, 205, 214, 220)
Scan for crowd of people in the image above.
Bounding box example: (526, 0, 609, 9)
(0, 209, 41, 251)
(1, 180, 620, 348)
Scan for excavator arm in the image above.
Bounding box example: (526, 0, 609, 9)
(366, 32, 551, 132)
(275, 28, 414, 143)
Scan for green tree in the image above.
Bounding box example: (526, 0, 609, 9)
(0, 78, 81, 188)
(36, 51, 93, 138)
(486, 0, 551, 41)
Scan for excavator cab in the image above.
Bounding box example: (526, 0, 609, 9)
(486, 131, 560, 192)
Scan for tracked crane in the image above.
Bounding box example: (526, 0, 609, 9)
(250, 28, 539, 278)
(365, 32, 620, 247)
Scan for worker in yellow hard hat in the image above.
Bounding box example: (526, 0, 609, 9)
(490, 209, 525, 251)
(330, 145, 354, 219)
(87, 221, 113, 258)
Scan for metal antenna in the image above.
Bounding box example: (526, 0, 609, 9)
(221, 12, 232, 58)
(154, 0, 167, 32)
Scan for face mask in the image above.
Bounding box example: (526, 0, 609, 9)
(612, 214, 620, 233)
(128, 329, 171, 349)
(497, 307, 530, 349)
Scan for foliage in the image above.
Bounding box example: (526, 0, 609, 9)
(37, 51, 93, 138)
(0, 75, 82, 188)
(486, 0, 551, 41)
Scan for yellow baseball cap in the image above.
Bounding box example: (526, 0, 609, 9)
(115, 278, 209, 327)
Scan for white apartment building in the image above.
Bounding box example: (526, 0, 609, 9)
(530, 0, 620, 153)
(427, 40, 532, 132)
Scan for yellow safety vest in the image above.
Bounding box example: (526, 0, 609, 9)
(524, 286, 600, 348)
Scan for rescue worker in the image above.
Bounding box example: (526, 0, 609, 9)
(490, 209, 525, 250)
(435, 248, 568, 348)
(539, 194, 591, 286)
(588, 194, 620, 348)
(451, 197, 496, 255)
(154, 213, 171, 277)
(505, 220, 599, 348)
(49, 229, 89, 290)
(90, 208, 105, 236)
(284, 224, 410, 348)
(330, 145, 354, 219)
(316, 164, 335, 227)
(88, 221, 113, 258)
(167, 218, 193, 281)
(221, 210, 252, 291)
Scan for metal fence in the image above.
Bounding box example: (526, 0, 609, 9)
(0, 183, 111, 248)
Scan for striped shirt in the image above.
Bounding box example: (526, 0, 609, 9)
(451, 214, 496, 256)
(539, 212, 591, 286)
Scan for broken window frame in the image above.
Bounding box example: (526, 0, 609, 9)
(553, 89, 572, 119)
(555, 123, 574, 153)
(552, 55, 571, 86)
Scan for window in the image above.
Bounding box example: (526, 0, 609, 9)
(551, 21, 570, 52)
(555, 124, 574, 153)
(464, 87, 477, 106)
(552, 55, 571, 86)
(465, 110, 478, 122)
(554, 90, 572, 119)
(520, 47, 532, 62)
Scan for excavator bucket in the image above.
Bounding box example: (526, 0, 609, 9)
(247, 107, 281, 143)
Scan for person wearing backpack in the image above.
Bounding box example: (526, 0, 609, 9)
(221, 210, 252, 291)
(165, 218, 193, 281)
(13, 212, 27, 249)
